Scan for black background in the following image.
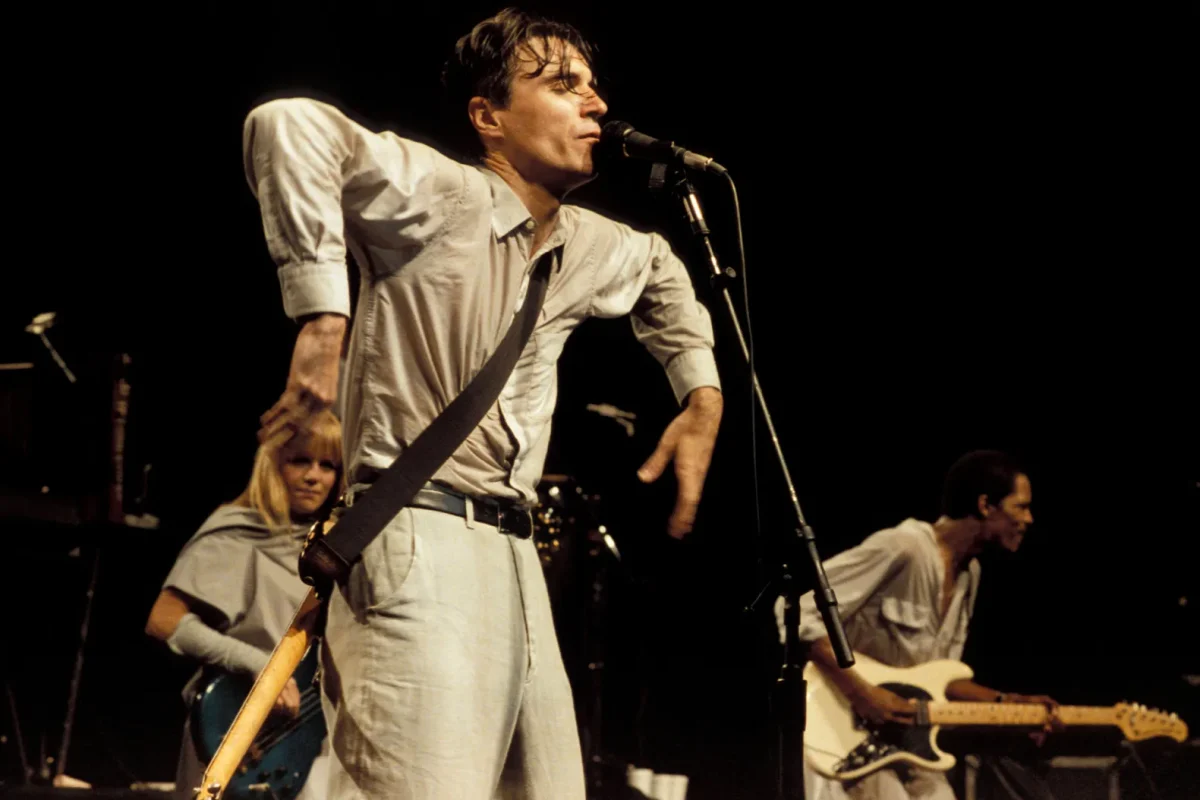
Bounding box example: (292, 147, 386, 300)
(2, 2, 1195, 797)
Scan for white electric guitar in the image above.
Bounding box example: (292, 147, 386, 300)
(804, 652, 1188, 782)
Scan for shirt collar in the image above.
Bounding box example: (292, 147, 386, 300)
(479, 166, 535, 239)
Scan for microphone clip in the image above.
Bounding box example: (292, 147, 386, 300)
(648, 161, 738, 292)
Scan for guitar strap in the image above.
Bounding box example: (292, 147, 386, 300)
(299, 246, 560, 596)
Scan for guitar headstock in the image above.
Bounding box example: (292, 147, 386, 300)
(1113, 702, 1188, 742)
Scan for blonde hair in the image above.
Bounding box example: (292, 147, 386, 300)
(233, 410, 344, 530)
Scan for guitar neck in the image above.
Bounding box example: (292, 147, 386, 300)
(197, 588, 323, 799)
(928, 702, 1115, 728)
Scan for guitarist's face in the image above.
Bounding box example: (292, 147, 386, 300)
(981, 472, 1034, 553)
(281, 450, 339, 519)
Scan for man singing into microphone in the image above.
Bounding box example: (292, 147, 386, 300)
(242, 7, 722, 798)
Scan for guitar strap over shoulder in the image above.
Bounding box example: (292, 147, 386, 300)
(299, 246, 560, 596)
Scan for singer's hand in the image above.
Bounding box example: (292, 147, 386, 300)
(638, 387, 722, 538)
(259, 314, 347, 448)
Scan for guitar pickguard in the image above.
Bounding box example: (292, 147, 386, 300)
(834, 682, 938, 775)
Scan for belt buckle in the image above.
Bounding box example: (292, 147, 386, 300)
(499, 506, 533, 539)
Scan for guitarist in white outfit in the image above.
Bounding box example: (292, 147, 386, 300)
(777, 450, 1061, 799)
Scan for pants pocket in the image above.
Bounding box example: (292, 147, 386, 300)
(342, 507, 418, 616)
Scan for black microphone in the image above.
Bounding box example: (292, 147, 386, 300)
(600, 120, 727, 175)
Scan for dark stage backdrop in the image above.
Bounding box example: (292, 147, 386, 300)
(4, 2, 1195, 797)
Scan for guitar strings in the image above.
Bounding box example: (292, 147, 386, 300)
(256, 693, 322, 742)
(251, 688, 323, 749)
(253, 693, 325, 751)
(255, 710, 321, 752)
(254, 705, 324, 752)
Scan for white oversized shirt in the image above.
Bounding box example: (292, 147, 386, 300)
(243, 98, 720, 503)
(777, 518, 981, 666)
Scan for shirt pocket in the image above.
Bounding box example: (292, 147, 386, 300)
(878, 595, 930, 647)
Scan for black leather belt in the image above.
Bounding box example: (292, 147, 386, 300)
(415, 484, 533, 538)
(352, 480, 533, 538)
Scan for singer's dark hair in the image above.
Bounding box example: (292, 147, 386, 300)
(441, 7, 599, 157)
(941, 450, 1024, 519)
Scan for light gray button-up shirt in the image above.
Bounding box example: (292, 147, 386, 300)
(777, 518, 981, 666)
(243, 98, 720, 504)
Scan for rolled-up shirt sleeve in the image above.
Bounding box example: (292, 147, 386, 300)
(242, 97, 464, 320)
(588, 220, 720, 404)
(775, 529, 910, 644)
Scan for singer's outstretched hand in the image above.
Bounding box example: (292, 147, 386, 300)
(638, 386, 722, 538)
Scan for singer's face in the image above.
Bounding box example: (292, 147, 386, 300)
(981, 473, 1034, 553)
(494, 40, 607, 191)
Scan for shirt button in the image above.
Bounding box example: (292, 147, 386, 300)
(523, 219, 535, 231)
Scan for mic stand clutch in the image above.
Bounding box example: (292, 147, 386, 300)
(648, 162, 855, 800)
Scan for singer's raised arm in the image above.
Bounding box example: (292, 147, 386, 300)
(242, 97, 465, 322)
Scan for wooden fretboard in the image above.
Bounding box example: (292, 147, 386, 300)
(928, 703, 1113, 728)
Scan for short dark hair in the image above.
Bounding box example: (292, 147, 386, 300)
(941, 450, 1024, 519)
(441, 8, 598, 155)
